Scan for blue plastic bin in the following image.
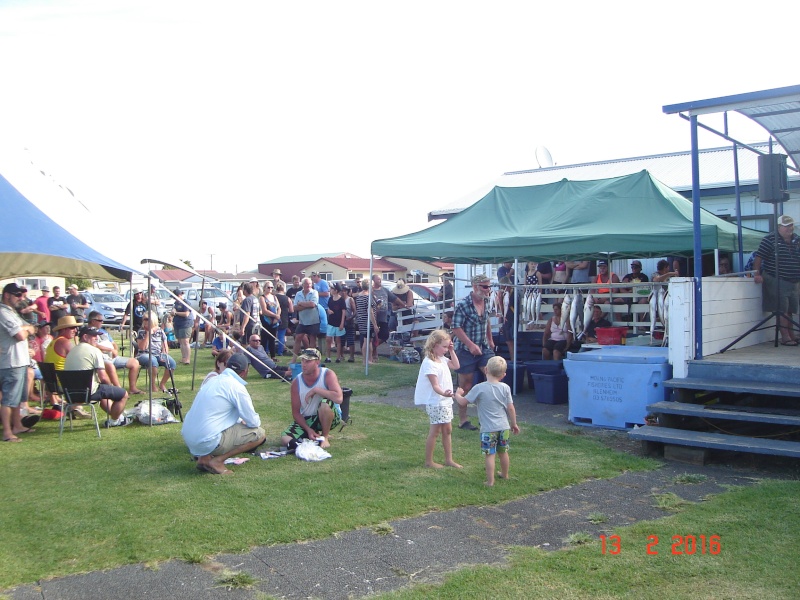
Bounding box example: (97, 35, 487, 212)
(530, 372, 568, 404)
(526, 360, 564, 390)
(563, 346, 671, 429)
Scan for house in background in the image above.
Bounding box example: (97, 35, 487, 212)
(383, 258, 454, 284)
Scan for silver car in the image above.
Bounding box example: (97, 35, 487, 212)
(82, 291, 126, 324)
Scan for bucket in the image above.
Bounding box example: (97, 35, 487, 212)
(340, 387, 353, 422)
(595, 327, 626, 345)
(288, 362, 302, 380)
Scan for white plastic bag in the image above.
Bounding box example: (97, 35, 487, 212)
(135, 400, 178, 425)
(295, 439, 332, 461)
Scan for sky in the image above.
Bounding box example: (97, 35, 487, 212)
(0, 0, 796, 276)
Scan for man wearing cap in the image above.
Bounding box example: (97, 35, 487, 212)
(311, 272, 331, 310)
(47, 285, 69, 327)
(370, 274, 399, 358)
(181, 353, 266, 475)
(65, 285, 89, 322)
(451, 274, 495, 430)
(172, 289, 194, 364)
(754, 214, 800, 345)
(594, 260, 621, 303)
(271, 269, 283, 286)
(622, 260, 650, 320)
(121, 288, 147, 331)
(281, 348, 343, 449)
(244, 333, 282, 379)
(1, 283, 38, 441)
(216, 301, 232, 331)
(34, 286, 52, 326)
(64, 326, 131, 427)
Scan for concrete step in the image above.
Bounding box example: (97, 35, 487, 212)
(663, 377, 800, 398)
(628, 425, 800, 458)
(647, 400, 800, 426)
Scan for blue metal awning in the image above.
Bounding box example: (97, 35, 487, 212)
(663, 84, 800, 359)
(664, 84, 800, 172)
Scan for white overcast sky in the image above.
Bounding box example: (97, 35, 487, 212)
(0, 0, 795, 274)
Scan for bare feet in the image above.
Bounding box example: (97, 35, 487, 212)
(130, 389, 144, 395)
(425, 462, 444, 469)
(444, 461, 463, 469)
(196, 459, 233, 475)
(319, 438, 331, 449)
(484, 481, 494, 487)
(497, 472, 508, 479)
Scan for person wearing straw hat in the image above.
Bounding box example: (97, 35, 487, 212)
(44, 316, 81, 370)
(391, 279, 414, 331)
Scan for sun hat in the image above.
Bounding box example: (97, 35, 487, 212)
(53, 315, 80, 331)
(272, 269, 282, 275)
(392, 279, 410, 295)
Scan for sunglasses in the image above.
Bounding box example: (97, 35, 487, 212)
(479, 285, 491, 289)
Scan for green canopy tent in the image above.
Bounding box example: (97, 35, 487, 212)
(371, 170, 762, 262)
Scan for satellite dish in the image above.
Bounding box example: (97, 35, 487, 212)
(535, 146, 554, 168)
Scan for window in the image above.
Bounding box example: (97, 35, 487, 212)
(382, 273, 395, 282)
(321, 273, 333, 281)
(21, 278, 46, 291)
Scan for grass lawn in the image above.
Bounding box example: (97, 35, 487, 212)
(0, 348, 655, 589)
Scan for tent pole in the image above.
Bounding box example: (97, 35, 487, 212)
(365, 257, 374, 375)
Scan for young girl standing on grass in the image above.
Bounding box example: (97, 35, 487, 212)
(414, 329, 462, 469)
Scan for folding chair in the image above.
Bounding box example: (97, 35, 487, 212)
(56, 370, 102, 438)
(38, 362, 63, 408)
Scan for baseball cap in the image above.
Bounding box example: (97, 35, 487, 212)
(174, 288, 184, 295)
(630, 260, 642, 267)
(310, 271, 319, 277)
(68, 284, 78, 290)
(217, 302, 227, 309)
(299, 347, 322, 361)
(132, 288, 142, 294)
(41, 286, 50, 292)
(78, 326, 100, 338)
(226, 353, 250, 374)
(471, 274, 491, 285)
(2, 283, 25, 296)
(598, 260, 608, 266)
(778, 215, 794, 227)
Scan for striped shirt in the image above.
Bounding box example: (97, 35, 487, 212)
(755, 232, 800, 282)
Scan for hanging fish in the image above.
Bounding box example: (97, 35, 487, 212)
(534, 288, 542, 323)
(583, 293, 594, 336)
(561, 293, 572, 332)
(571, 289, 584, 336)
(657, 287, 666, 327)
(649, 287, 658, 341)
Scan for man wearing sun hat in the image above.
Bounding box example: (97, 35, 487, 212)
(451, 273, 495, 431)
(1, 283, 38, 442)
(281, 347, 343, 450)
(754, 213, 800, 345)
(182, 353, 266, 475)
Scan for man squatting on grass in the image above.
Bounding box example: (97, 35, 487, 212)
(181, 353, 266, 475)
(455, 356, 520, 487)
(280, 347, 343, 450)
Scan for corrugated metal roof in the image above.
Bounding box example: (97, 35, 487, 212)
(430, 142, 791, 219)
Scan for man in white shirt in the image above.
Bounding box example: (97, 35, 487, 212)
(181, 353, 266, 475)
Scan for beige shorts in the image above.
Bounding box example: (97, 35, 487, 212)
(212, 423, 266, 456)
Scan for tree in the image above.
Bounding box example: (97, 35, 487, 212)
(65, 277, 91, 291)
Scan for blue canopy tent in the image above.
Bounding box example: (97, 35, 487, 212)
(0, 173, 138, 281)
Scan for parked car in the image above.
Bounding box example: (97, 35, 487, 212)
(177, 287, 233, 317)
(81, 291, 126, 324)
(408, 283, 441, 303)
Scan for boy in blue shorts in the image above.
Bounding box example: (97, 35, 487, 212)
(455, 356, 520, 486)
